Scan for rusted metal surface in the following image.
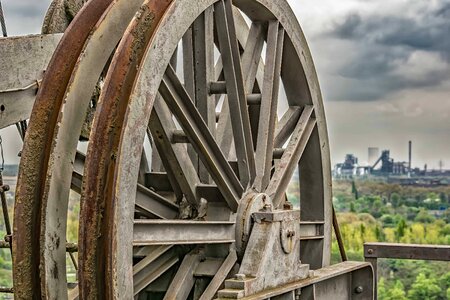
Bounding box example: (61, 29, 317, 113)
(78, 0, 173, 298)
(40, 0, 145, 298)
(12, 0, 113, 298)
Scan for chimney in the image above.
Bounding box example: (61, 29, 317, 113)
(408, 141, 412, 171)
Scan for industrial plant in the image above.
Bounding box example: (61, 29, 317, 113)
(333, 141, 450, 185)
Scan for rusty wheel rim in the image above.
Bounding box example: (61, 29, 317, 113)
(12, 0, 114, 298)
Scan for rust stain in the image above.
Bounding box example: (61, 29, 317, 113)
(12, 0, 114, 299)
(78, 0, 174, 298)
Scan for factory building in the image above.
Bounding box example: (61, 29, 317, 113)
(334, 141, 413, 178)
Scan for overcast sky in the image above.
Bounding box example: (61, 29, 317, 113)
(1, 0, 449, 169)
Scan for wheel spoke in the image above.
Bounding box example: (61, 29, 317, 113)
(163, 251, 203, 300)
(266, 105, 316, 207)
(133, 220, 235, 245)
(135, 185, 179, 219)
(254, 21, 285, 191)
(149, 98, 200, 205)
(72, 152, 178, 219)
(198, 250, 237, 300)
(192, 7, 216, 182)
(183, 27, 195, 98)
(216, 21, 265, 161)
(274, 106, 302, 148)
(159, 66, 242, 211)
(214, 0, 256, 187)
(241, 22, 265, 91)
(133, 246, 178, 295)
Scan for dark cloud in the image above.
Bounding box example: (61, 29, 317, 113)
(322, 1, 450, 101)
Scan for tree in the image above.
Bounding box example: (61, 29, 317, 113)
(395, 218, 406, 242)
(375, 225, 385, 241)
(414, 208, 435, 223)
(408, 273, 441, 300)
(391, 193, 400, 208)
(378, 277, 387, 299)
(352, 180, 359, 199)
(372, 199, 383, 218)
(385, 280, 407, 300)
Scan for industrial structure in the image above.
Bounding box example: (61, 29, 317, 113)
(334, 141, 450, 185)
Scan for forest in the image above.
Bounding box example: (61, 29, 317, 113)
(332, 180, 450, 299)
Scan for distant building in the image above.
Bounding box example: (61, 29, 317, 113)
(334, 154, 370, 178)
(333, 143, 450, 184)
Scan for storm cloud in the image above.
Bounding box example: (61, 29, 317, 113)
(321, 0, 450, 101)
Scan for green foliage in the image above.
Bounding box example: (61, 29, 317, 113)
(379, 279, 407, 300)
(396, 218, 406, 241)
(408, 273, 442, 300)
(414, 208, 436, 223)
(332, 180, 450, 299)
(391, 193, 401, 208)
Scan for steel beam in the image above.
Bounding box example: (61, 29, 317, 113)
(133, 220, 235, 246)
(266, 106, 316, 207)
(217, 261, 373, 300)
(160, 66, 242, 211)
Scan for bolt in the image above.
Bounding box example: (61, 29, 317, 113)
(367, 248, 373, 254)
(355, 286, 364, 294)
(262, 203, 272, 212)
(4, 235, 11, 243)
(283, 201, 293, 210)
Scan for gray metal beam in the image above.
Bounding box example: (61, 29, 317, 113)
(364, 242, 450, 261)
(266, 106, 316, 207)
(214, 0, 256, 187)
(133, 220, 235, 246)
(159, 66, 242, 211)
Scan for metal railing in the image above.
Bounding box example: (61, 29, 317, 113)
(364, 242, 450, 299)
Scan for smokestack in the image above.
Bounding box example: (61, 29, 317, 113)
(408, 141, 412, 170)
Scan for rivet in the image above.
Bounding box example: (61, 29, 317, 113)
(355, 286, 364, 294)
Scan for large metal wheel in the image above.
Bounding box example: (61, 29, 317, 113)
(77, 0, 332, 298)
(12, 0, 331, 298)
